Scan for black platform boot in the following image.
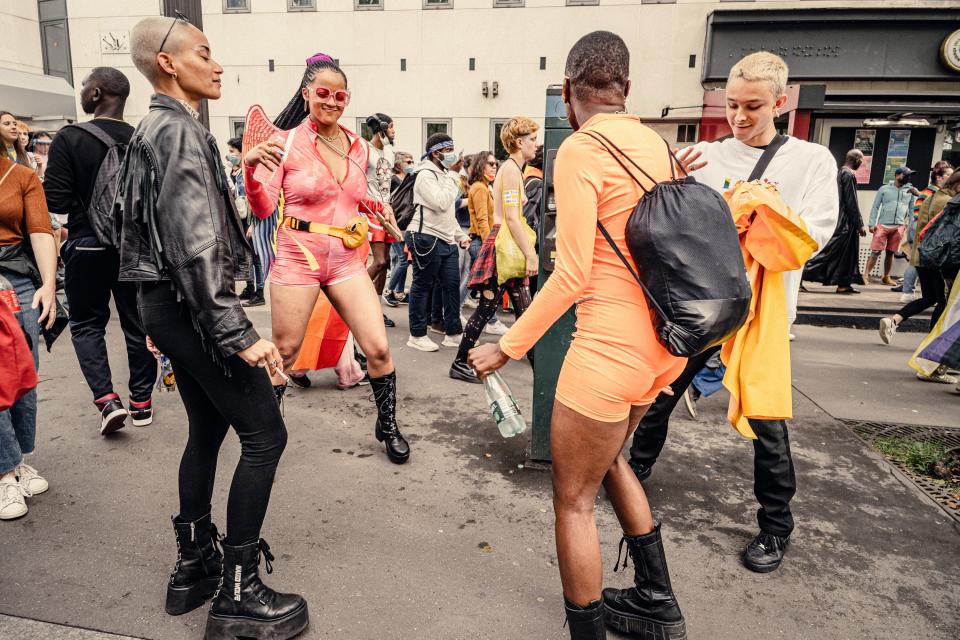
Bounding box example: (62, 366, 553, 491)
(165, 512, 223, 616)
(602, 523, 686, 640)
(205, 539, 309, 640)
(369, 371, 410, 464)
(565, 598, 606, 639)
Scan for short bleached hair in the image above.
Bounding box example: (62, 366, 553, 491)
(500, 117, 539, 153)
(728, 52, 788, 98)
(130, 16, 176, 84)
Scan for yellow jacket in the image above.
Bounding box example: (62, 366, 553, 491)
(721, 181, 818, 438)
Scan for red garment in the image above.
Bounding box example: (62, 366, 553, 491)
(0, 303, 38, 411)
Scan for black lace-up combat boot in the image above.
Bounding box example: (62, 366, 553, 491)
(602, 523, 686, 639)
(369, 372, 410, 464)
(565, 598, 606, 639)
(204, 538, 308, 640)
(165, 512, 223, 615)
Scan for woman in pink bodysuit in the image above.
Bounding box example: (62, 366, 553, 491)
(244, 55, 409, 464)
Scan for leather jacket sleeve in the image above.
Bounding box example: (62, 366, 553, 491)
(147, 121, 259, 358)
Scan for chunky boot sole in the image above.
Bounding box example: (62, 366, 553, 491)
(603, 606, 687, 640)
(204, 602, 309, 640)
(375, 423, 410, 465)
(165, 575, 221, 616)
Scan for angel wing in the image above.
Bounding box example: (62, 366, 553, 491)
(242, 104, 284, 160)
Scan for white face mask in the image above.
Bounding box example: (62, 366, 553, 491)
(440, 151, 458, 169)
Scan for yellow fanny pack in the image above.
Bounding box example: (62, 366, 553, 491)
(282, 215, 369, 249)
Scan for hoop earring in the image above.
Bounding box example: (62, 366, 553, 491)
(171, 72, 178, 79)
(774, 108, 781, 117)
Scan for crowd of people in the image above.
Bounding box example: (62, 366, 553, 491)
(1, 12, 959, 640)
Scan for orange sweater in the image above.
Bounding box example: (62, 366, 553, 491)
(0, 157, 52, 246)
(467, 179, 494, 239)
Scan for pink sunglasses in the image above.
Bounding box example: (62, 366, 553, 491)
(315, 86, 351, 106)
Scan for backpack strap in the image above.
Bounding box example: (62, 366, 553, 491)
(581, 130, 654, 194)
(73, 121, 120, 148)
(595, 220, 667, 321)
(747, 134, 788, 182)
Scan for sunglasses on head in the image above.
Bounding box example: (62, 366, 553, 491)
(315, 86, 351, 106)
(159, 10, 190, 54)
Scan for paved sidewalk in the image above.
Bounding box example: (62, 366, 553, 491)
(1, 308, 957, 639)
(0, 614, 139, 639)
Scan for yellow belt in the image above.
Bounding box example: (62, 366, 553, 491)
(282, 215, 368, 249)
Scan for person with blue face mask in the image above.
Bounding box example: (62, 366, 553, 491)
(405, 133, 471, 352)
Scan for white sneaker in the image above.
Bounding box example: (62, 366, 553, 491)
(442, 334, 463, 348)
(879, 317, 898, 345)
(899, 292, 917, 303)
(16, 463, 48, 495)
(484, 319, 509, 336)
(407, 334, 439, 352)
(463, 297, 478, 309)
(0, 477, 28, 520)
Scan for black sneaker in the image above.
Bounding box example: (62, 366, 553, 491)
(743, 531, 789, 573)
(239, 285, 254, 301)
(243, 292, 265, 307)
(95, 395, 128, 435)
(129, 398, 153, 427)
(628, 458, 652, 483)
(449, 360, 482, 384)
(396, 292, 409, 305)
(383, 313, 396, 328)
(288, 373, 311, 389)
(382, 291, 400, 308)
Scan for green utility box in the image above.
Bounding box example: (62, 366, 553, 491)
(530, 85, 574, 462)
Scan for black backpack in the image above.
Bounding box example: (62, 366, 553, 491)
(583, 130, 753, 357)
(390, 169, 426, 232)
(918, 193, 960, 272)
(523, 174, 543, 230)
(73, 122, 127, 248)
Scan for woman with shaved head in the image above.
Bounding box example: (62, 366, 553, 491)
(119, 15, 308, 639)
(471, 31, 688, 639)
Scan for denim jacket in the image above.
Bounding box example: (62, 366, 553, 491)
(869, 182, 917, 227)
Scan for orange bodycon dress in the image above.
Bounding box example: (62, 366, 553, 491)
(499, 114, 686, 423)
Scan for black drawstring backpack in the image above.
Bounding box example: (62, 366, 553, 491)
(583, 130, 752, 357)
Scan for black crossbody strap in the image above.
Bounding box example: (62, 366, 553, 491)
(582, 131, 653, 194)
(748, 134, 788, 182)
(595, 220, 667, 320)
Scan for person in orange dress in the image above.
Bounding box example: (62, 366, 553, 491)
(470, 31, 697, 640)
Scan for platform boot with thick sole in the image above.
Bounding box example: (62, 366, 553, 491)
(369, 372, 410, 464)
(204, 539, 308, 640)
(165, 512, 223, 615)
(565, 598, 607, 639)
(602, 523, 687, 640)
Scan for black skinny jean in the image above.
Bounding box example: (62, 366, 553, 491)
(138, 283, 287, 545)
(629, 345, 797, 537)
(62, 237, 156, 402)
(456, 277, 532, 363)
(897, 266, 957, 330)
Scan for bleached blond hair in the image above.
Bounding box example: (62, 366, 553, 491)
(728, 52, 788, 98)
(130, 16, 176, 84)
(500, 117, 539, 153)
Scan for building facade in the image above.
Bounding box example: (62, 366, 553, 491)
(1, 0, 958, 199)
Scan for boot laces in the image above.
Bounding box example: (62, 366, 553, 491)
(754, 532, 786, 553)
(258, 538, 274, 574)
(613, 536, 630, 573)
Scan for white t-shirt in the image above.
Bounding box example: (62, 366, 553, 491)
(690, 136, 839, 324)
(366, 141, 394, 204)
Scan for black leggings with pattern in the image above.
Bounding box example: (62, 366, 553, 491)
(456, 277, 532, 364)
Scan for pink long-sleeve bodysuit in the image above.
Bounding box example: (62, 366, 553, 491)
(244, 118, 384, 287)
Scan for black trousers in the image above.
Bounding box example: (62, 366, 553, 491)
(63, 237, 156, 402)
(897, 266, 957, 330)
(138, 283, 287, 545)
(456, 278, 531, 363)
(629, 345, 797, 537)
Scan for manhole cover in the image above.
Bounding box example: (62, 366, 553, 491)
(841, 420, 960, 520)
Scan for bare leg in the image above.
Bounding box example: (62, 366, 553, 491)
(863, 254, 878, 282)
(266, 283, 322, 383)
(367, 242, 390, 296)
(324, 274, 394, 377)
(883, 251, 894, 280)
(603, 404, 656, 537)
(551, 400, 637, 607)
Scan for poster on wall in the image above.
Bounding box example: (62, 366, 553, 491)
(882, 129, 912, 183)
(854, 129, 876, 184)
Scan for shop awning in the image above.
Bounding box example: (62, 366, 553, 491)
(821, 91, 960, 117)
(0, 68, 76, 120)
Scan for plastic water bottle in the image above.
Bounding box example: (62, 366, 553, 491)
(484, 371, 526, 438)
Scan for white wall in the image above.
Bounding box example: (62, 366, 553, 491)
(0, 0, 44, 75)
(58, 0, 959, 156)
